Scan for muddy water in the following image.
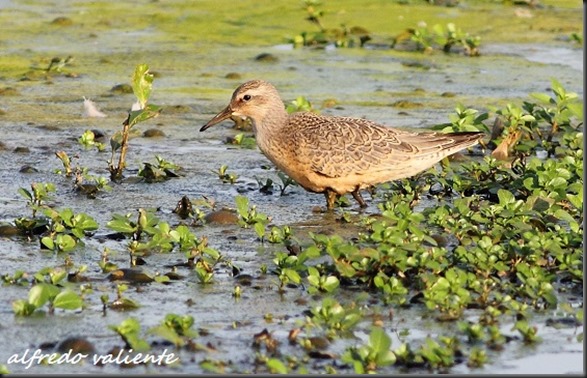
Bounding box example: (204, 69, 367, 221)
(0, 0, 583, 374)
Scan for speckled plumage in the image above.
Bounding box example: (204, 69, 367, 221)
(201, 80, 484, 209)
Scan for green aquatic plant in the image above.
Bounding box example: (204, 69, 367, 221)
(258, 172, 298, 196)
(373, 272, 408, 305)
(467, 347, 488, 368)
(108, 283, 140, 311)
(195, 262, 214, 284)
(286, 96, 316, 113)
(1, 270, 28, 286)
(290, 0, 371, 48)
(489, 79, 582, 159)
(12, 267, 84, 316)
(266, 358, 289, 374)
(235, 195, 270, 239)
(18, 182, 55, 218)
(306, 297, 363, 337)
(256, 176, 275, 194)
(149, 313, 199, 348)
(214, 164, 238, 184)
(527, 78, 583, 137)
(433, 104, 490, 133)
(109, 64, 162, 181)
(54, 151, 112, 198)
(228, 132, 257, 149)
(342, 327, 396, 374)
(107, 208, 224, 272)
(109, 317, 150, 352)
(138, 155, 181, 183)
(107, 209, 170, 265)
(408, 22, 481, 56)
(12, 284, 83, 316)
(45, 55, 74, 73)
(569, 32, 582, 44)
(513, 320, 541, 344)
(417, 336, 459, 369)
(39, 207, 98, 253)
(422, 267, 473, 320)
(277, 172, 298, 196)
(306, 266, 339, 294)
(272, 251, 304, 290)
(267, 225, 292, 244)
(79, 129, 106, 152)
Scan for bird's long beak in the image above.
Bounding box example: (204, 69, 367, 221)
(200, 105, 233, 132)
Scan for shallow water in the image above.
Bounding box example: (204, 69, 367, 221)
(0, 0, 583, 374)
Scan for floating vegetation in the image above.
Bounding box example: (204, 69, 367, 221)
(289, 1, 481, 55)
(396, 22, 481, 56)
(290, 0, 371, 48)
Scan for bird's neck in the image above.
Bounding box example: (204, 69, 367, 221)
(251, 102, 288, 137)
(251, 102, 288, 156)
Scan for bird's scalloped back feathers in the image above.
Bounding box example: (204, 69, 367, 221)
(287, 112, 481, 179)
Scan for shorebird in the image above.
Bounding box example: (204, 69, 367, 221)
(200, 80, 484, 210)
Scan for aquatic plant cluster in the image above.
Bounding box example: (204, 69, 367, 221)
(291, 0, 481, 55)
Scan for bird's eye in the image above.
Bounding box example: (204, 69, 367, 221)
(242, 94, 251, 102)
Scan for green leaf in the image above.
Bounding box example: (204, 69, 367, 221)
(12, 300, 37, 316)
(334, 259, 356, 277)
(132, 64, 153, 109)
(235, 195, 249, 216)
(18, 188, 33, 201)
(28, 283, 59, 308)
(546, 177, 567, 190)
(149, 324, 184, 347)
(323, 276, 340, 291)
(254, 222, 265, 239)
(266, 358, 288, 374)
(567, 102, 583, 120)
(77, 214, 99, 231)
(377, 350, 397, 367)
(127, 104, 162, 128)
(41, 236, 55, 250)
(50, 270, 67, 285)
(370, 326, 391, 355)
(497, 189, 515, 205)
(553, 208, 575, 223)
(284, 268, 301, 284)
(107, 218, 137, 234)
(529, 92, 553, 104)
(56, 234, 77, 252)
(307, 266, 320, 286)
(550, 78, 564, 98)
(154, 275, 171, 284)
(126, 334, 151, 352)
(53, 290, 83, 310)
(203, 247, 220, 260)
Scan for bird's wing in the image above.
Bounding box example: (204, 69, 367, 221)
(289, 113, 478, 178)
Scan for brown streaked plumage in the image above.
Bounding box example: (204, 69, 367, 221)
(200, 80, 484, 209)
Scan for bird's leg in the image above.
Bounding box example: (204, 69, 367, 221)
(367, 185, 376, 198)
(351, 188, 368, 208)
(324, 189, 338, 210)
